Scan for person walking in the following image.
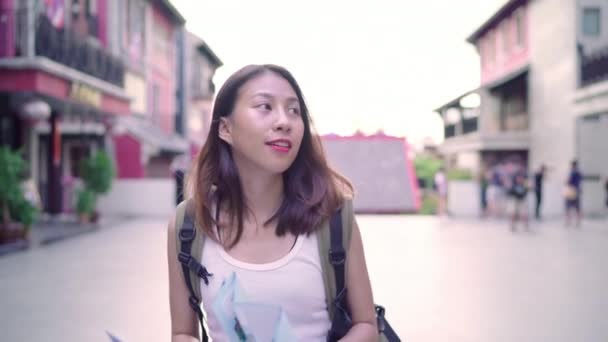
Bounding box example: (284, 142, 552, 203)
(509, 171, 530, 232)
(434, 167, 448, 217)
(479, 167, 490, 218)
(533, 164, 548, 221)
(167, 64, 377, 341)
(564, 160, 583, 227)
(604, 176, 608, 217)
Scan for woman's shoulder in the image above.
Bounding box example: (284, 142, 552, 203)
(169, 198, 196, 230)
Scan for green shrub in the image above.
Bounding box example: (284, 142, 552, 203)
(78, 151, 115, 215)
(414, 155, 442, 189)
(76, 189, 96, 215)
(10, 197, 38, 228)
(0, 147, 37, 227)
(80, 151, 115, 195)
(419, 194, 438, 215)
(447, 168, 473, 181)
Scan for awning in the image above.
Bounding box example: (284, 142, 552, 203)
(484, 65, 530, 91)
(117, 115, 188, 155)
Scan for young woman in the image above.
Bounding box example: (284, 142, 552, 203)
(167, 64, 377, 341)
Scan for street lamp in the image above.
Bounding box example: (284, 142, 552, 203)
(18, 99, 51, 125)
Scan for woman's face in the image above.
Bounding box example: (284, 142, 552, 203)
(219, 71, 305, 176)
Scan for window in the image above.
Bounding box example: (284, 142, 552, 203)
(153, 23, 172, 61)
(151, 83, 160, 123)
(502, 21, 511, 55)
(515, 10, 524, 47)
(126, 0, 145, 62)
(486, 32, 496, 65)
(191, 55, 203, 96)
(583, 7, 601, 36)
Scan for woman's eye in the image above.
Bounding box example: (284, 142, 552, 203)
(288, 107, 300, 115)
(257, 103, 272, 111)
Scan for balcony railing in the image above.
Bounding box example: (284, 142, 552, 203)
(581, 45, 608, 87)
(35, 15, 124, 87)
(2, 8, 124, 87)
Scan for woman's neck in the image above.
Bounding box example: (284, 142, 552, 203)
(239, 170, 284, 226)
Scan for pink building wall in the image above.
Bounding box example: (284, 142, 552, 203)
(0, 0, 16, 57)
(113, 134, 145, 178)
(147, 4, 176, 135)
(114, 2, 181, 179)
(321, 132, 421, 213)
(477, 5, 530, 86)
(97, 0, 108, 47)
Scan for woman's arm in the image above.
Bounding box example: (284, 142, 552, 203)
(340, 218, 378, 341)
(167, 213, 200, 341)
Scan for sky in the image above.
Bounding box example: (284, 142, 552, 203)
(170, 0, 507, 146)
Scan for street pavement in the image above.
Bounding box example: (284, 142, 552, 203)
(1, 215, 607, 342)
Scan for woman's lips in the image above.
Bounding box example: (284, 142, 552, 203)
(266, 139, 292, 153)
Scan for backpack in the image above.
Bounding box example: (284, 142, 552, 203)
(175, 199, 401, 342)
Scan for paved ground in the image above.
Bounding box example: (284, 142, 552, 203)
(0, 215, 607, 342)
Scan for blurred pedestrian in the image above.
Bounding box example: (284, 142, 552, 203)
(604, 176, 608, 216)
(434, 167, 448, 217)
(479, 167, 490, 218)
(488, 163, 506, 218)
(533, 164, 548, 221)
(508, 171, 529, 232)
(564, 160, 582, 227)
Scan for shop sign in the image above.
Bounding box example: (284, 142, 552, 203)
(70, 82, 101, 108)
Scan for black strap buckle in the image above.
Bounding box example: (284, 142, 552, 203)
(178, 251, 191, 265)
(329, 249, 345, 265)
(179, 228, 195, 242)
(196, 265, 213, 285)
(179, 252, 213, 285)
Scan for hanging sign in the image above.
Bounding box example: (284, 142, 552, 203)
(70, 82, 102, 108)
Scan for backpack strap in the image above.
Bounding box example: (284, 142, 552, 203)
(175, 199, 212, 342)
(319, 200, 401, 342)
(318, 199, 354, 339)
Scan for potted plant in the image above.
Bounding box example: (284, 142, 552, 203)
(76, 189, 96, 224)
(0, 147, 38, 244)
(79, 151, 115, 223)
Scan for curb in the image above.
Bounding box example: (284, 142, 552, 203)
(39, 224, 100, 246)
(0, 216, 132, 257)
(0, 239, 30, 257)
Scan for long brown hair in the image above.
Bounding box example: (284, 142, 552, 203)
(187, 64, 352, 248)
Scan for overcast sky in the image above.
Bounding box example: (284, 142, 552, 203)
(170, 0, 507, 145)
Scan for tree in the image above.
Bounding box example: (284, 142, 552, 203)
(414, 155, 442, 189)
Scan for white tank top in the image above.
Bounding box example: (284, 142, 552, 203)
(198, 231, 331, 341)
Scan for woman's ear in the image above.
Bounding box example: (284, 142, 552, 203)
(218, 117, 233, 145)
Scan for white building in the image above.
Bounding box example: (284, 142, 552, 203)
(435, 0, 608, 218)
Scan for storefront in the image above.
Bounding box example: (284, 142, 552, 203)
(0, 69, 130, 215)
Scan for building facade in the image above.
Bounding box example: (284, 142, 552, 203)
(0, 0, 130, 215)
(436, 0, 608, 217)
(574, 0, 608, 216)
(111, 0, 189, 179)
(179, 31, 222, 155)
